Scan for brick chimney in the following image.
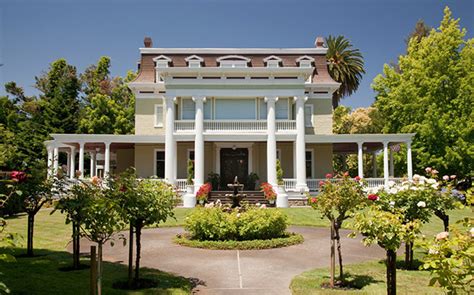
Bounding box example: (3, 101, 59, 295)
(144, 37, 153, 48)
(314, 36, 324, 48)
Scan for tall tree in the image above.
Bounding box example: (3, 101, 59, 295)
(35, 59, 81, 134)
(372, 7, 473, 177)
(326, 35, 365, 109)
(405, 19, 431, 45)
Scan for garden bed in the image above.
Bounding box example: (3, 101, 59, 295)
(173, 232, 304, 250)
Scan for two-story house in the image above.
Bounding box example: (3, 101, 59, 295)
(46, 37, 414, 207)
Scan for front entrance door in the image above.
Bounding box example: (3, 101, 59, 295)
(220, 148, 248, 189)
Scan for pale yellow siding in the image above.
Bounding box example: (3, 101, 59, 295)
(135, 98, 165, 135)
(305, 99, 333, 135)
(134, 144, 165, 177)
(115, 149, 135, 173)
(307, 143, 333, 178)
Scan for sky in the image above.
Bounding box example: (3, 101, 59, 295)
(0, 0, 472, 108)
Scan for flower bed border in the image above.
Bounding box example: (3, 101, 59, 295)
(173, 232, 304, 250)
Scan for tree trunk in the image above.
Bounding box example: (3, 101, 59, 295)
(128, 224, 134, 288)
(27, 213, 34, 256)
(404, 242, 414, 269)
(386, 249, 397, 295)
(97, 242, 103, 295)
(72, 222, 80, 269)
(334, 222, 344, 281)
(134, 222, 142, 286)
(435, 210, 449, 232)
(329, 220, 336, 288)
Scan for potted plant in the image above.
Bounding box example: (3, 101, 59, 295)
(207, 172, 220, 191)
(260, 182, 276, 205)
(275, 159, 289, 207)
(186, 160, 194, 194)
(196, 182, 212, 205)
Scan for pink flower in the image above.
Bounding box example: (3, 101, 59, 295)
(91, 176, 100, 185)
(354, 176, 361, 181)
(309, 197, 317, 204)
(432, 169, 439, 175)
(325, 173, 333, 179)
(11, 171, 27, 183)
(368, 194, 379, 201)
(425, 167, 432, 173)
(442, 175, 449, 181)
(436, 231, 449, 240)
(319, 181, 325, 187)
(450, 175, 456, 180)
(343, 172, 349, 177)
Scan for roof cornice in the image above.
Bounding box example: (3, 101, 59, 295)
(139, 48, 328, 55)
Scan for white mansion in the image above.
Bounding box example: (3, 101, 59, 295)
(46, 37, 414, 207)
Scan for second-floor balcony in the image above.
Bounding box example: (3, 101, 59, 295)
(174, 120, 296, 133)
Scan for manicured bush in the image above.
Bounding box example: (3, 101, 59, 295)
(184, 206, 288, 241)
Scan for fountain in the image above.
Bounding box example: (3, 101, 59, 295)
(225, 176, 246, 208)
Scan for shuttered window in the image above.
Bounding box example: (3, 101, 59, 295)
(305, 105, 313, 127)
(275, 98, 289, 119)
(155, 104, 163, 127)
(181, 98, 195, 120)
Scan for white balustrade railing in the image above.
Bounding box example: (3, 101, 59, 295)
(287, 177, 404, 192)
(175, 179, 187, 191)
(283, 178, 297, 191)
(174, 120, 296, 133)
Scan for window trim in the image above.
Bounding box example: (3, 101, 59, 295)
(305, 148, 315, 178)
(187, 149, 195, 162)
(153, 148, 166, 178)
(154, 104, 164, 128)
(305, 104, 314, 127)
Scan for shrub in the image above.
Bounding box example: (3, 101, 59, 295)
(260, 182, 276, 201)
(184, 206, 288, 241)
(196, 183, 212, 202)
(276, 159, 284, 185)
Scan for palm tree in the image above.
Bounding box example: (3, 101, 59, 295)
(326, 35, 365, 109)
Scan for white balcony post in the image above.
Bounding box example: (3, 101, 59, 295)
(294, 96, 308, 191)
(265, 96, 278, 186)
(383, 141, 389, 186)
(78, 142, 85, 179)
(69, 147, 76, 179)
(104, 142, 111, 177)
(47, 145, 53, 178)
(53, 146, 59, 176)
(89, 152, 96, 177)
(193, 96, 206, 191)
(164, 96, 176, 184)
(406, 140, 413, 180)
(357, 142, 364, 178)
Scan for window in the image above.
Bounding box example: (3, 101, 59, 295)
(153, 55, 172, 68)
(181, 98, 195, 120)
(276, 149, 282, 160)
(305, 150, 313, 178)
(263, 55, 282, 68)
(185, 55, 203, 68)
(204, 100, 212, 120)
(305, 105, 313, 127)
(296, 55, 314, 68)
(155, 104, 164, 127)
(188, 149, 195, 163)
(275, 98, 289, 120)
(217, 55, 250, 68)
(215, 99, 256, 120)
(259, 98, 267, 120)
(155, 150, 165, 178)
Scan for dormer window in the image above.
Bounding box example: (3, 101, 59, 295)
(263, 55, 282, 68)
(296, 55, 314, 68)
(153, 55, 172, 68)
(217, 55, 251, 68)
(185, 55, 204, 68)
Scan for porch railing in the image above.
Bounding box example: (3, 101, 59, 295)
(174, 120, 297, 133)
(175, 179, 187, 191)
(284, 177, 404, 192)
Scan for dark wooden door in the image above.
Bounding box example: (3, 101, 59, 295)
(220, 148, 248, 189)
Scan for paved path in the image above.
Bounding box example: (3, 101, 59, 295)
(74, 226, 385, 294)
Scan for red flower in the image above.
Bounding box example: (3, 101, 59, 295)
(343, 172, 349, 177)
(11, 171, 27, 183)
(309, 197, 317, 204)
(325, 173, 333, 179)
(354, 176, 361, 181)
(367, 194, 379, 201)
(260, 182, 276, 200)
(319, 181, 325, 187)
(120, 185, 127, 192)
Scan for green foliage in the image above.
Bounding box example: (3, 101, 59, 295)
(246, 172, 259, 190)
(184, 206, 288, 241)
(276, 159, 284, 185)
(174, 232, 303, 250)
(420, 218, 473, 294)
(206, 172, 220, 191)
(372, 7, 474, 176)
(326, 35, 365, 109)
(186, 160, 194, 185)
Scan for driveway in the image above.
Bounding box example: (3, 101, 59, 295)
(74, 226, 385, 294)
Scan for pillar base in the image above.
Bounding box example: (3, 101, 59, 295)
(295, 183, 309, 193)
(183, 193, 196, 208)
(276, 185, 289, 208)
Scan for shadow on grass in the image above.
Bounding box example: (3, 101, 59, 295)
(374, 257, 426, 271)
(319, 273, 383, 290)
(0, 247, 197, 294)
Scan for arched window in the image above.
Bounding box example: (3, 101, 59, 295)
(217, 55, 251, 68)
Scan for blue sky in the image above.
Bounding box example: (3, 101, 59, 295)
(1, 0, 472, 108)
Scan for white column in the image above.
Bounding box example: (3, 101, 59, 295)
(53, 146, 59, 176)
(372, 152, 377, 177)
(406, 141, 413, 180)
(383, 141, 389, 186)
(78, 142, 85, 179)
(47, 145, 53, 178)
(89, 152, 96, 177)
(193, 96, 206, 191)
(265, 96, 278, 186)
(389, 147, 394, 177)
(164, 96, 176, 184)
(69, 147, 76, 179)
(66, 151, 70, 176)
(357, 142, 364, 178)
(294, 96, 308, 191)
(104, 142, 110, 177)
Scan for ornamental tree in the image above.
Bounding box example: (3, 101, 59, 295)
(113, 170, 177, 288)
(351, 207, 420, 295)
(308, 173, 367, 286)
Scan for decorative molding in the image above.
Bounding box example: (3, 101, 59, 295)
(140, 48, 328, 55)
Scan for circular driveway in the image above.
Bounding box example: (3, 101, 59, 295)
(76, 226, 385, 294)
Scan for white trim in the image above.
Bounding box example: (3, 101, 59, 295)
(296, 55, 315, 62)
(304, 104, 314, 127)
(153, 55, 172, 62)
(187, 148, 195, 160)
(184, 55, 204, 62)
(154, 104, 164, 127)
(263, 55, 283, 62)
(214, 142, 254, 175)
(305, 133, 416, 143)
(153, 148, 166, 178)
(216, 55, 251, 62)
(140, 48, 328, 54)
(305, 148, 315, 178)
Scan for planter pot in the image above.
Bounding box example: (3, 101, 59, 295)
(198, 199, 205, 205)
(186, 185, 194, 194)
(268, 199, 276, 205)
(276, 185, 289, 208)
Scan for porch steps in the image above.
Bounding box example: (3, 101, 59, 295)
(208, 191, 267, 205)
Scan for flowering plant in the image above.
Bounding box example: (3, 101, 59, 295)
(10, 171, 27, 183)
(196, 183, 212, 202)
(260, 182, 276, 201)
